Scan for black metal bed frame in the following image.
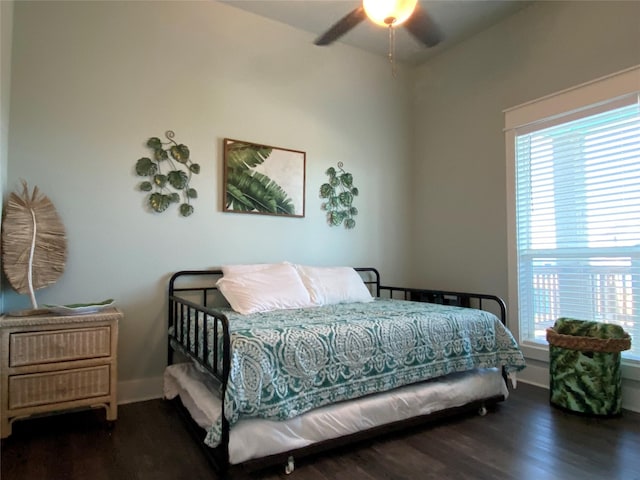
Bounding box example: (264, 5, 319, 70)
(167, 267, 509, 477)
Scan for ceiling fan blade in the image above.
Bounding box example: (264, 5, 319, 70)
(403, 3, 443, 48)
(314, 6, 367, 46)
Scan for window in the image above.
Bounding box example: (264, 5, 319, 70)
(505, 66, 640, 362)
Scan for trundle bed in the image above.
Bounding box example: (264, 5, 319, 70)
(165, 265, 525, 476)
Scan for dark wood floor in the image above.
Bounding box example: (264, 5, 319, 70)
(1, 383, 639, 480)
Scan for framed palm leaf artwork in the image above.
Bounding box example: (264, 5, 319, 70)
(223, 138, 306, 218)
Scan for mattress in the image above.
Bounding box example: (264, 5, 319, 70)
(164, 363, 509, 465)
(175, 298, 525, 448)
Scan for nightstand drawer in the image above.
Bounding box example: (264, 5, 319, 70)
(8, 365, 111, 409)
(9, 326, 111, 367)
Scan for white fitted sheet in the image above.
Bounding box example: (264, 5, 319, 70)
(164, 363, 508, 465)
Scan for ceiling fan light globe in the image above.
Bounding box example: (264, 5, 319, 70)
(363, 0, 418, 27)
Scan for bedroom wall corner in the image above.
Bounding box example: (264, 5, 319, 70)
(410, 0, 640, 298)
(409, 0, 640, 410)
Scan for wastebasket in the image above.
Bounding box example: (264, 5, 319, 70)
(546, 318, 631, 416)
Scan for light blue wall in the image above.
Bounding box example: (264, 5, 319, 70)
(6, 0, 640, 405)
(0, 0, 11, 191)
(0, 0, 14, 314)
(5, 0, 414, 398)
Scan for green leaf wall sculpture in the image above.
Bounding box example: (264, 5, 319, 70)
(320, 162, 359, 229)
(135, 131, 200, 216)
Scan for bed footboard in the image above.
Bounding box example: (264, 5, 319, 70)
(352, 267, 507, 325)
(380, 285, 507, 326)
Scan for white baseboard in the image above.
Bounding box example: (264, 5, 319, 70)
(517, 360, 549, 388)
(117, 376, 164, 405)
(518, 361, 640, 413)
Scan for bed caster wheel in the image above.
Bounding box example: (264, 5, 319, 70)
(478, 405, 488, 416)
(285, 456, 295, 475)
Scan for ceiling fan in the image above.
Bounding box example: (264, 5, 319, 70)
(314, 0, 443, 49)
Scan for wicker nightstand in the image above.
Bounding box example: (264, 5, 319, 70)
(0, 308, 121, 438)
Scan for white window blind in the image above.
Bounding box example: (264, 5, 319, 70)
(514, 94, 640, 359)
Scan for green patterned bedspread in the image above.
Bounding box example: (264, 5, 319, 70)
(199, 299, 525, 447)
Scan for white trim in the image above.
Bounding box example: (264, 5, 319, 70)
(505, 65, 640, 391)
(505, 127, 519, 344)
(117, 376, 164, 405)
(621, 379, 640, 413)
(518, 363, 549, 389)
(504, 65, 640, 130)
(513, 93, 638, 136)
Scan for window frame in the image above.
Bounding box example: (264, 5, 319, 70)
(504, 65, 640, 379)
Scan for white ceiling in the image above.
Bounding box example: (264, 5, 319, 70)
(222, 1, 532, 65)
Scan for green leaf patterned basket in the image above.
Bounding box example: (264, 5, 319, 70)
(547, 318, 631, 416)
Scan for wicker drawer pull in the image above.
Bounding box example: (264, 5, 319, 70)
(9, 327, 111, 367)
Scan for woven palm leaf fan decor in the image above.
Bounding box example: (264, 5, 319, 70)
(2, 181, 67, 312)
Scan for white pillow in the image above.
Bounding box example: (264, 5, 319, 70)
(216, 263, 314, 315)
(294, 265, 374, 306)
(221, 263, 280, 276)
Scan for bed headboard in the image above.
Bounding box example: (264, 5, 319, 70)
(168, 266, 506, 324)
(168, 267, 382, 308)
(354, 267, 381, 297)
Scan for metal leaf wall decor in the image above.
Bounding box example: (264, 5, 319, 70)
(320, 162, 359, 229)
(1, 181, 67, 309)
(135, 130, 200, 217)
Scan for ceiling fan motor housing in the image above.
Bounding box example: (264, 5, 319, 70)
(314, 0, 441, 49)
(363, 0, 418, 27)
